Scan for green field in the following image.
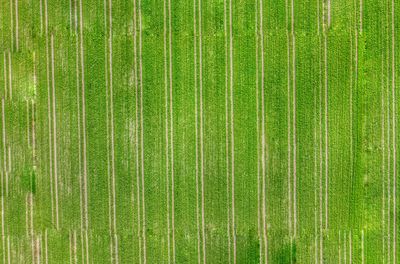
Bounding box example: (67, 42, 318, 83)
(0, 0, 399, 263)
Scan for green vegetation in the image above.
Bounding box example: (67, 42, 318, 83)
(0, 0, 399, 263)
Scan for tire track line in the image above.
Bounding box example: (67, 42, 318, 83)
(163, 0, 171, 260)
(167, 1, 176, 261)
(44, 229, 48, 264)
(7, 52, 12, 107)
(339, 231, 341, 264)
(106, 0, 118, 262)
(313, 53, 319, 264)
(1, 160, 5, 264)
(138, 1, 147, 261)
(50, 34, 60, 230)
(85, 230, 89, 264)
(31, 100, 36, 159)
(31, 232, 36, 264)
(381, 54, 386, 264)
(1, 98, 5, 264)
(69, 0, 72, 33)
(73, 231, 77, 264)
(39, 0, 43, 34)
(7, 147, 10, 177)
(109, 230, 114, 264)
(259, 0, 268, 262)
(75, 0, 84, 235)
(254, 0, 262, 262)
(344, 231, 347, 264)
(132, 0, 143, 262)
(44, 0, 54, 228)
(0, 188, 3, 264)
(349, 6, 355, 262)
(163, 0, 175, 260)
(224, 0, 232, 262)
(385, 2, 391, 260)
(79, 0, 89, 234)
(193, 1, 201, 262)
(3, 53, 7, 100)
(80, 230, 85, 264)
(78, 0, 90, 260)
(25, 195, 29, 246)
(349, 8, 354, 251)
(228, 1, 236, 262)
(10, 0, 14, 52)
(327, 0, 331, 27)
(6, 235, 10, 264)
(1, 98, 7, 198)
(114, 234, 119, 264)
(285, 0, 292, 247)
(318, 8, 324, 261)
(197, 0, 206, 262)
(15, 0, 18, 51)
(359, 0, 363, 34)
(103, 0, 113, 263)
(69, 231, 73, 264)
(29, 193, 34, 264)
(349, 232, 352, 264)
(323, 0, 329, 231)
(32, 52, 37, 160)
(36, 235, 41, 264)
(290, 0, 297, 239)
(74, 0, 78, 31)
(391, 0, 396, 261)
(108, 0, 117, 240)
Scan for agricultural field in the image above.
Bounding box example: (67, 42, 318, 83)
(0, 0, 399, 263)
